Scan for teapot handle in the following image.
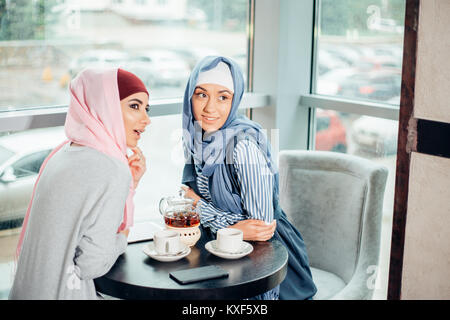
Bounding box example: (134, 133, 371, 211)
(159, 197, 168, 216)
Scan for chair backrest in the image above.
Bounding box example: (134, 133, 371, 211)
(278, 150, 388, 284)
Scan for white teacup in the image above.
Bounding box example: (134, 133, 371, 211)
(153, 229, 181, 255)
(216, 228, 244, 253)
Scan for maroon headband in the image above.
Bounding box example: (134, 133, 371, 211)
(117, 68, 149, 100)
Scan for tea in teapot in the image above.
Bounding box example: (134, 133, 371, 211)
(164, 210, 200, 228)
(159, 188, 201, 246)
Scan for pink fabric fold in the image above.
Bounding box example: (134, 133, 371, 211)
(16, 68, 135, 261)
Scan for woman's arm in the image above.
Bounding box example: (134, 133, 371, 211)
(182, 139, 277, 240)
(183, 187, 275, 239)
(197, 198, 247, 233)
(233, 139, 275, 224)
(73, 172, 130, 281)
(183, 185, 247, 233)
(229, 139, 277, 240)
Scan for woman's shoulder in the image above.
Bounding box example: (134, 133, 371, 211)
(56, 145, 131, 184)
(233, 138, 266, 162)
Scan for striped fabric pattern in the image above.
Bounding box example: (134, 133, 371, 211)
(197, 139, 274, 233)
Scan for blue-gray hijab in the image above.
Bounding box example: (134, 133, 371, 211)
(182, 56, 281, 217)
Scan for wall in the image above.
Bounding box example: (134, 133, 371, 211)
(252, 0, 313, 152)
(400, 0, 450, 299)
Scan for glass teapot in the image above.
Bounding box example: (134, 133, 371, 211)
(159, 189, 200, 228)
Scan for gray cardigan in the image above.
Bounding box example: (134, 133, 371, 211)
(9, 144, 130, 300)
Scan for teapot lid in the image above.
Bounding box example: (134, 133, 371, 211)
(168, 189, 195, 205)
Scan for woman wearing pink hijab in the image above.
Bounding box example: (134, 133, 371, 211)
(9, 68, 151, 300)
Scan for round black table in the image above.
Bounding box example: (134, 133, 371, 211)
(94, 230, 288, 300)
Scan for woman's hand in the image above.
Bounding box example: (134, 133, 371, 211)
(181, 185, 201, 206)
(128, 147, 146, 189)
(229, 220, 277, 241)
(119, 229, 130, 238)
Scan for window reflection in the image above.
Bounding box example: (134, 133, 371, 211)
(315, 0, 405, 104)
(315, 109, 398, 158)
(0, 0, 249, 110)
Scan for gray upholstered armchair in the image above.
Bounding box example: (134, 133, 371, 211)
(278, 150, 388, 300)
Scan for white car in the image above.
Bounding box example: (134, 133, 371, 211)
(127, 50, 191, 88)
(0, 127, 66, 228)
(69, 49, 130, 77)
(166, 47, 220, 69)
(351, 116, 398, 156)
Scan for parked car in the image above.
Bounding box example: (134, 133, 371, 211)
(319, 68, 401, 102)
(127, 49, 191, 87)
(315, 110, 347, 153)
(319, 44, 362, 67)
(69, 49, 130, 77)
(317, 49, 351, 76)
(165, 47, 220, 69)
(0, 127, 65, 229)
(354, 55, 402, 72)
(351, 116, 398, 156)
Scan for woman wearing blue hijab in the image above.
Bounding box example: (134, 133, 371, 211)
(181, 56, 317, 300)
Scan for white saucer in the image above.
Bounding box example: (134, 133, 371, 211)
(205, 240, 253, 260)
(143, 242, 191, 262)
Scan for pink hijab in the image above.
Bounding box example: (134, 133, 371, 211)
(16, 68, 145, 260)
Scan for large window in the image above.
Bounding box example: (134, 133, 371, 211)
(315, 0, 404, 105)
(0, 0, 249, 110)
(0, 0, 251, 299)
(311, 0, 406, 299)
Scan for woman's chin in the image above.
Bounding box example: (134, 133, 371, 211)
(126, 140, 138, 149)
(202, 124, 220, 133)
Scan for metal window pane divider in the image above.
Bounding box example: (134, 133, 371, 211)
(300, 94, 400, 121)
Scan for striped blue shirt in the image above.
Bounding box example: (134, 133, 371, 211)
(197, 139, 274, 233)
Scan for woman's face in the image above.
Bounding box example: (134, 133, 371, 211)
(191, 83, 233, 133)
(120, 92, 151, 148)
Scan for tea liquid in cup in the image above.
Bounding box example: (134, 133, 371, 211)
(154, 229, 181, 255)
(216, 228, 243, 253)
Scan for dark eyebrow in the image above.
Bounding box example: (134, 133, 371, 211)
(194, 86, 207, 91)
(128, 98, 143, 104)
(218, 90, 233, 95)
(195, 86, 232, 95)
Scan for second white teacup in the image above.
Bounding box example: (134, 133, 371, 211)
(154, 229, 181, 255)
(216, 228, 244, 253)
